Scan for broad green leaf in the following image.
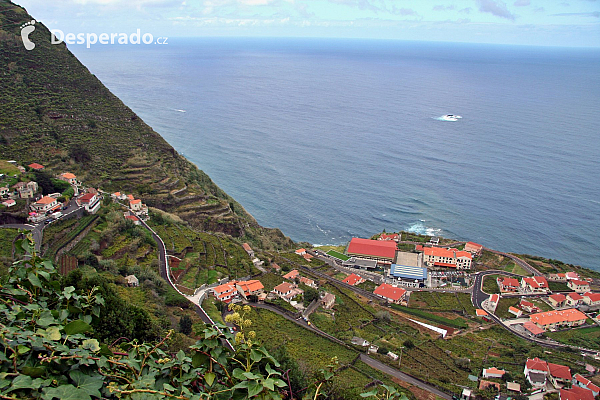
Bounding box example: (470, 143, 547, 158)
(250, 349, 263, 363)
(43, 384, 91, 400)
(192, 352, 208, 368)
(64, 319, 92, 335)
(82, 339, 100, 352)
(204, 372, 216, 387)
(248, 381, 262, 397)
(360, 390, 378, 397)
(262, 378, 275, 391)
(8, 375, 33, 391)
(69, 370, 103, 398)
(45, 326, 61, 341)
(17, 345, 30, 354)
(28, 272, 42, 288)
(22, 366, 46, 378)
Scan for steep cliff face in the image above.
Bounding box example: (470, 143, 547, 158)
(0, 0, 294, 249)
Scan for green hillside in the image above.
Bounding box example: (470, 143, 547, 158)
(0, 0, 292, 250)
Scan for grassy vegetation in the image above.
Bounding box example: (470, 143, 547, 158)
(409, 292, 476, 316)
(494, 297, 521, 319)
(326, 249, 350, 261)
(257, 272, 285, 292)
(549, 281, 570, 292)
(201, 297, 224, 324)
(390, 304, 468, 329)
(0, 160, 18, 176)
(476, 251, 532, 275)
(0, 228, 19, 276)
(482, 275, 502, 294)
(546, 326, 600, 350)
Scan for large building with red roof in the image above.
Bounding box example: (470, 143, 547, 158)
(521, 276, 549, 293)
(529, 308, 587, 331)
(343, 273, 365, 286)
(421, 247, 472, 269)
(346, 238, 397, 264)
(464, 242, 483, 255)
(373, 284, 406, 304)
(560, 386, 595, 400)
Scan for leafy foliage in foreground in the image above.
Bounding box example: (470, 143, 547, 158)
(0, 235, 404, 399)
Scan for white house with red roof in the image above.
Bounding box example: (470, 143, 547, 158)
(487, 294, 499, 312)
(58, 172, 77, 185)
(565, 272, 580, 281)
(295, 248, 306, 255)
(236, 280, 264, 299)
(421, 247, 472, 269)
(28, 163, 44, 171)
(482, 367, 506, 379)
(0, 186, 9, 197)
(378, 233, 399, 241)
(373, 283, 406, 304)
(212, 282, 238, 303)
(549, 294, 567, 308)
(343, 273, 365, 286)
(583, 292, 600, 306)
(129, 199, 143, 211)
(1, 199, 16, 208)
(560, 386, 595, 400)
(347, 238, 397, 265)
(299, 276, 317, 288)
(464, 242, 483, 255)
(529, 308, 588, 331)
(498, 277, 520, 292)
(508, 306, 523, 318)
(242, 243, 254, 258)
(566, 293, 584, 307)
(78, 192, 101, 214)
(519, 299, 541, 313)
(547, 362, 572, 388)
(573, 374, 600, 396)
(31, 196, 60, 213)
(524, 358, 549, 388)
(273, 282, 303, 302)
(521, 276, 549, 293)
(567, 279, 590, 293)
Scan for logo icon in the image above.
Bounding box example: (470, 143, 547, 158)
(20, 20, 36, 51)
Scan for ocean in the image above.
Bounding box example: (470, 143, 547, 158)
(71, 38, 600, 269)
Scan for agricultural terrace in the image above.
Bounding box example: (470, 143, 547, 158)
(148, 216, 257, 291)
(546, 326, 600, 350)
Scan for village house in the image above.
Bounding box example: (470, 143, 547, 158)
(320, 292, 336, 309)
(77, 192, 101, 214)
(373, 283, 407, 304)
(299, 276, 317, 288)
(508, 306, 523, 318)
(28, 163, 44, 171)
(59, 172, 77, 185)
(129, 199, 143, 212)
(476, 309, 489, 317)
(498, 277, 520, 292)
(1, 199, 16, 208)
(506, 382, 521, 393)
(212, 282, 238, 303)
(346, 238, 397, 265)
(566, 293, 584, 307)
(478, 381, 500, 392)
(560, 386, 595, 400)
(464, 241, 483, 256)
(568, 279, 590, 293)
(303, 253, 313, 262)
(550, 273, 568, 282)
(521, 276, 549, 293)
(236, 280, 264, 299)
(0, 186, 9, 197)
(13, 181, 36, 199)
(519, 299, 541, 313)
(295, 248, 306, 255)
(124, 213, 141, 225)
(270, 263, 281, 271)
(529, 308, 588, 331)
(573, 374, 600, 396)
(242, 243, 254, 258)
(482, 367, 505, 379)
(351, 337, 369, 347)
(283, 269, 299, 280)
(420, 247, 472, 269)
(387, 352, 399, 361)
(549, 294, 567, 308)
(487, 294, 500, 312)
(31, 196, 60, 214)
(343, 273, 365, 286)
(583, 292, 600, 307)
(125, 275, 139, 287)
(378, 233, 399, 241)
(547, 363, 572, 388)
(524, 358, 549, 388)
(272, 282, 303, 302)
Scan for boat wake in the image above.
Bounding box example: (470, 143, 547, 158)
(436, 114, 462, 122)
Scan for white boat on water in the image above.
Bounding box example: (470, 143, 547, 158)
(440, 114, 462, 121)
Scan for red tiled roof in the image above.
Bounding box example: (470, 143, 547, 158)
(295, 248, 306, 254)
(213, 282, 237, 295)
(526, 357, 549, 372)
(299, 276, 314, 286)
(79, 193, 95, 203)
(523, 276, 548, 289)
(464, 242, 483, 251)
(28, 163, 44, 170)
(568, 293, 583, 301)
(283, 270, 299, 280)
(520, 300, 534, 308)
(373, 284, 406, 302)
(508, 306, 522, 315)
(560, 387, 594, 400)
(574, 374, 600, 393)
(61, 172, 76, 179)
(36, 196, 56, 205)
(570, 279, 589, 286)
(347, 238, 396, 259)
(501, 277, 520, 288)
(476, 309, 488, 317)
(489, 294, 499, 303)
(584, 293, 600, 302)
(530, 308, 588, 326)
(273, 282, 295, 294)
(550, 294, 567, 303)
(124, 215, 138, 221)
(130, 199, 142, 205)
(548, 363, 571, 380)
(434, 262, 457, 268)
(237, 280, 264, 294)
(379, 233, 399, 240)
(423, 247, 472, 260)
(415, 245, 424, 251)
(565, 272, 580, 280)
(523, 321, 545, 335)
(343, 273, 364, 286)
(127, 194, 134, 200)
(242, 243, 252, 252)
(484, 367, 505, 376)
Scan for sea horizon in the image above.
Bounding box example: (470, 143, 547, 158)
(70, 37, 600, 269)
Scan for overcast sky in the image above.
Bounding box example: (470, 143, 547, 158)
(14, 0, 600, 47)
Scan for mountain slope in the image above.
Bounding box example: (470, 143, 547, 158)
(0, 0, 293, 249)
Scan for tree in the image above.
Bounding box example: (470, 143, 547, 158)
(179, 315, 193, 335)
(403, 339, 415, 349)
(303, 287, 319, 306)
